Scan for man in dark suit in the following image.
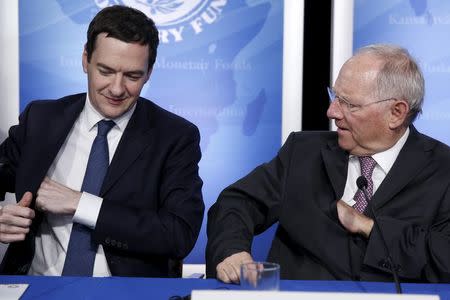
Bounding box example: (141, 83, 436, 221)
(206, 44, 450, 283)
(0, 5, 204, 277)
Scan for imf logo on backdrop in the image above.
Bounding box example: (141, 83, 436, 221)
(93, 0, 227, 43)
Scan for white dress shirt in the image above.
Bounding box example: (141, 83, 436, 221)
(341, 128, 410, 206)
(28, 96, 135, 276)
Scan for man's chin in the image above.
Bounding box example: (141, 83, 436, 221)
(98, 106, 127, 119)
(337, 138, 355, 153)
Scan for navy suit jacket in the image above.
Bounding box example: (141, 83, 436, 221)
(206, 128, 450, 282)
(0, 93, 204, 277)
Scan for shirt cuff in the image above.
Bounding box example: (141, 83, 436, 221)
(342, 196, 356, 206)
(73, 192, 103, 229)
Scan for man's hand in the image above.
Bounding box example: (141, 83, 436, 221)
(0, 192, 35, 243)
(337, 200, 374, 238)
(36, 177, 81, 215)
(216, 251, 253, 284)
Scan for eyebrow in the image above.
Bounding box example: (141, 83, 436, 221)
(333, 88, 354, 103)
(97, 63, 146, 76)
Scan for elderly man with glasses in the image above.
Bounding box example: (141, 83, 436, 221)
(206, 44, 450, 284)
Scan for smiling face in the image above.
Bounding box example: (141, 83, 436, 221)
(326, 54, 399, 156)
(82, 33, 151, 119)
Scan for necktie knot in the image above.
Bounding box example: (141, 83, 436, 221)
(97, 120, 115, 137)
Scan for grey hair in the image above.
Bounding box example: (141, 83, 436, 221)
(355, 44, 424, 125)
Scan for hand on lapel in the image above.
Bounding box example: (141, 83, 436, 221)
(337, 200, 374, 238)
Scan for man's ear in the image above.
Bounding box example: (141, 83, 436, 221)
(82, 46, 88, 74)
(388, 99, 410, 129)
(144, 67, 153, 83)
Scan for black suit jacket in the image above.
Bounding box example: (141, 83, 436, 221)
(0, 93, 204, 277)
(206, 128, 450, 282)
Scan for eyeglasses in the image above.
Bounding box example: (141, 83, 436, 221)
(327, 87, 396, 112)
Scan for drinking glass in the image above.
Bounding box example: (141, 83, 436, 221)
(240, 261, 280, 291)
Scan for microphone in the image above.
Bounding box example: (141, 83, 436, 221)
(356, 176, 402, 294)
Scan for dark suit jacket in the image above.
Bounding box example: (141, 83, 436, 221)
(206, 128, 450, 282)
(0, 93, 204, 277)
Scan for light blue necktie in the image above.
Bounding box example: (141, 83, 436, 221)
(62, 119, 115, 276)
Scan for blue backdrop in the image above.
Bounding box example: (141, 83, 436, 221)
(354, 0, 450, 146)
(19, 0, 283, 263)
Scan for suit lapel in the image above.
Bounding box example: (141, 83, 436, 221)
(100, 99, 154, 195)
(321, 139, 349, 199)
(368, 126, 432, 213)
(25, 95, 85, 194)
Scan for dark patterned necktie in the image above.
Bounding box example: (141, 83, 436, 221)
(353, 156, 377, 213)
(62, 119, 115, 276)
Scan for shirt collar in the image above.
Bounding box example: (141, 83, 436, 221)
(372, 127, 409, 174)
(83, 94, 136, 132)
(350, 127, 410, 174)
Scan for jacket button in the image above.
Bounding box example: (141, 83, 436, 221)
(111, 239, 117, 246)
(105, 237, 110, 245)
(117, 241, 122, 248)
(378, 259, 390, 269)
(123, 243, 128, 250)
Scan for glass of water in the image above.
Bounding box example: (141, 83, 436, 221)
(240, 261, 280, 291)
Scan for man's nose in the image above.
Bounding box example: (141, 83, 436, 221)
(326, 99, 343, 120)
(109, 75, 125, 97)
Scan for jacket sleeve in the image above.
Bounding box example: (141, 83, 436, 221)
(205, 132, 295, 278)
(0, 103, 34, 199)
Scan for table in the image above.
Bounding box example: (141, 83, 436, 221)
(0, 276, 449, 300)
